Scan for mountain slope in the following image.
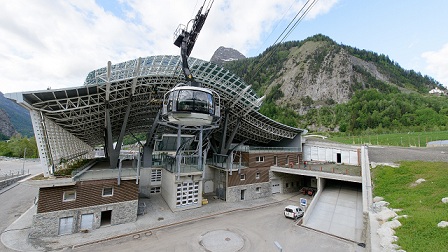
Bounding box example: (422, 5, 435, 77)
(221, 34, 447, 133)
(223, 34, 444, 114)
(0, 92, 33, 138)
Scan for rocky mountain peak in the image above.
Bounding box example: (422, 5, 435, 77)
(210, 46, 246, 65)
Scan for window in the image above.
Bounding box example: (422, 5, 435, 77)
(256, 187, 261, 193)
(151, 169, 162, 182)
(175, 181, 199, 207)
(102, 187, 113, 197)
(240, 174, 246, 181)
(255, 156, 265, 162)
(255, 172, 260, 179)
(63, 190, 76, 202)
(285, 183, 289, 188)
(150, 187, 161, 193)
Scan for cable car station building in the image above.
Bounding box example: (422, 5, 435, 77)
(9, 55, 306, 236)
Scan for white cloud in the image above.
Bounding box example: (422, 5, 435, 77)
(0, 0, 338, 93)
(422, 43, 448, 88)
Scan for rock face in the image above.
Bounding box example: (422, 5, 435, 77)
(210, 46, 246, 65)
(0, 109, 16, 137)
(268, 40, 391, 113)
(0, 92, 33, 137)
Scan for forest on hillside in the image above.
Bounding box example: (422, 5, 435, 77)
(0, 134, 39, 158)
(301, 89, 448, 133)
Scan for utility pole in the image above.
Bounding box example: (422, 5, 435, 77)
(22, 147, 27, 174)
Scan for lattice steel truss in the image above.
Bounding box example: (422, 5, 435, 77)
(16, 55, 303, 171)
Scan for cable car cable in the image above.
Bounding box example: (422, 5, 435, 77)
(248, 0, 318, 84)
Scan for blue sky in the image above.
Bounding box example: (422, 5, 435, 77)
(0, 0, 447, 93)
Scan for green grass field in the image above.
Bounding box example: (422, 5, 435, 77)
(329, 131, 448, 147)
(371, 161, 448, 251)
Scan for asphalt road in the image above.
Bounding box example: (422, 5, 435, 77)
(73, 199, 360, 252)
(368, 146, 448, 163)
(0, 183, 38, 252)
(0, 159, 41, 252)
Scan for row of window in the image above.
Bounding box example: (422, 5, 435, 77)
(255, 155, 300, 164)
(63, 187, 113, 202)
(240, 172, 261, 181)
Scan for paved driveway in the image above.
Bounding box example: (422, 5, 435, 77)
(73, 197, 360, 252)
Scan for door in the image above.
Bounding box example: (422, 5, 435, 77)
(241, 189, 246, 200)
(336, 153, 342, 164)
(101, 210, 112, 226)
(204, 180, 214, 194)
(80, 213, 94, 230)
(272, 179, 281, 194)
(58, 216, 73, 235)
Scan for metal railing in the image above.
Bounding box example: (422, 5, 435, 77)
(164, 154, 203, 174)
(76, 168, 138, 181)
(233, 146, 301, 153)
(0, 169, 29, 181)
(210, 153, 248, 170)
(279, 162, 362, 177)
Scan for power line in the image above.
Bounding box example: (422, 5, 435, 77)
(248, 0, 319, 84)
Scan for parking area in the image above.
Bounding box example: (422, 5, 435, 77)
(72, 194, 360, 252)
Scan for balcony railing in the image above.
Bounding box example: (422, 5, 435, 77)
(277, 161, 362, 177)
(233, 146, 301, 153)
(75, 168, 138, 181)
(210, 153, 248, 171)
(164, 154, 203, 174)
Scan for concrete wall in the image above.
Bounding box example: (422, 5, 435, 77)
(226, 182, 271, 202)
(30, 200, 138, 237)
(138, 167, 152, 196)
(161, 170, 177, 211)
(139, 167, 163, 196)
(303, 141, 360, 165)
(0, 174, 29, 190)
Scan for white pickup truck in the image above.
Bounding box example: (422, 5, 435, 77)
(284, 205, 304, 219)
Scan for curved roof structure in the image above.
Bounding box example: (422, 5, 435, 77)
(18, 55, 303, 148)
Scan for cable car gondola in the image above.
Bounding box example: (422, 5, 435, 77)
(161, 0, 220, 128)
(162, 83, 220, 126)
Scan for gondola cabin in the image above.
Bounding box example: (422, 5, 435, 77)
(162, 84, 220, 126)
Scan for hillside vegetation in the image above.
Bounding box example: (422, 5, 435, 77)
(372, 161, 448, 251)
(223, 34, 448, 134)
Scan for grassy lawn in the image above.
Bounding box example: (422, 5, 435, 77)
(329, 131, 448, 147)
(371, 161, 448, 251)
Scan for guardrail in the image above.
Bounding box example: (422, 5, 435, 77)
(281, 162, 362, 177)
(0, 169, 28, 181)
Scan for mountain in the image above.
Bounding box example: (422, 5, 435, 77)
(0, 92, 33, 138)
(210, 46, 246, 65)
(222, 34, 448, 133)
(223, 34, 445, 114)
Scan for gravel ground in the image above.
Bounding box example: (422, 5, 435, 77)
(368, 146, 448, 163)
